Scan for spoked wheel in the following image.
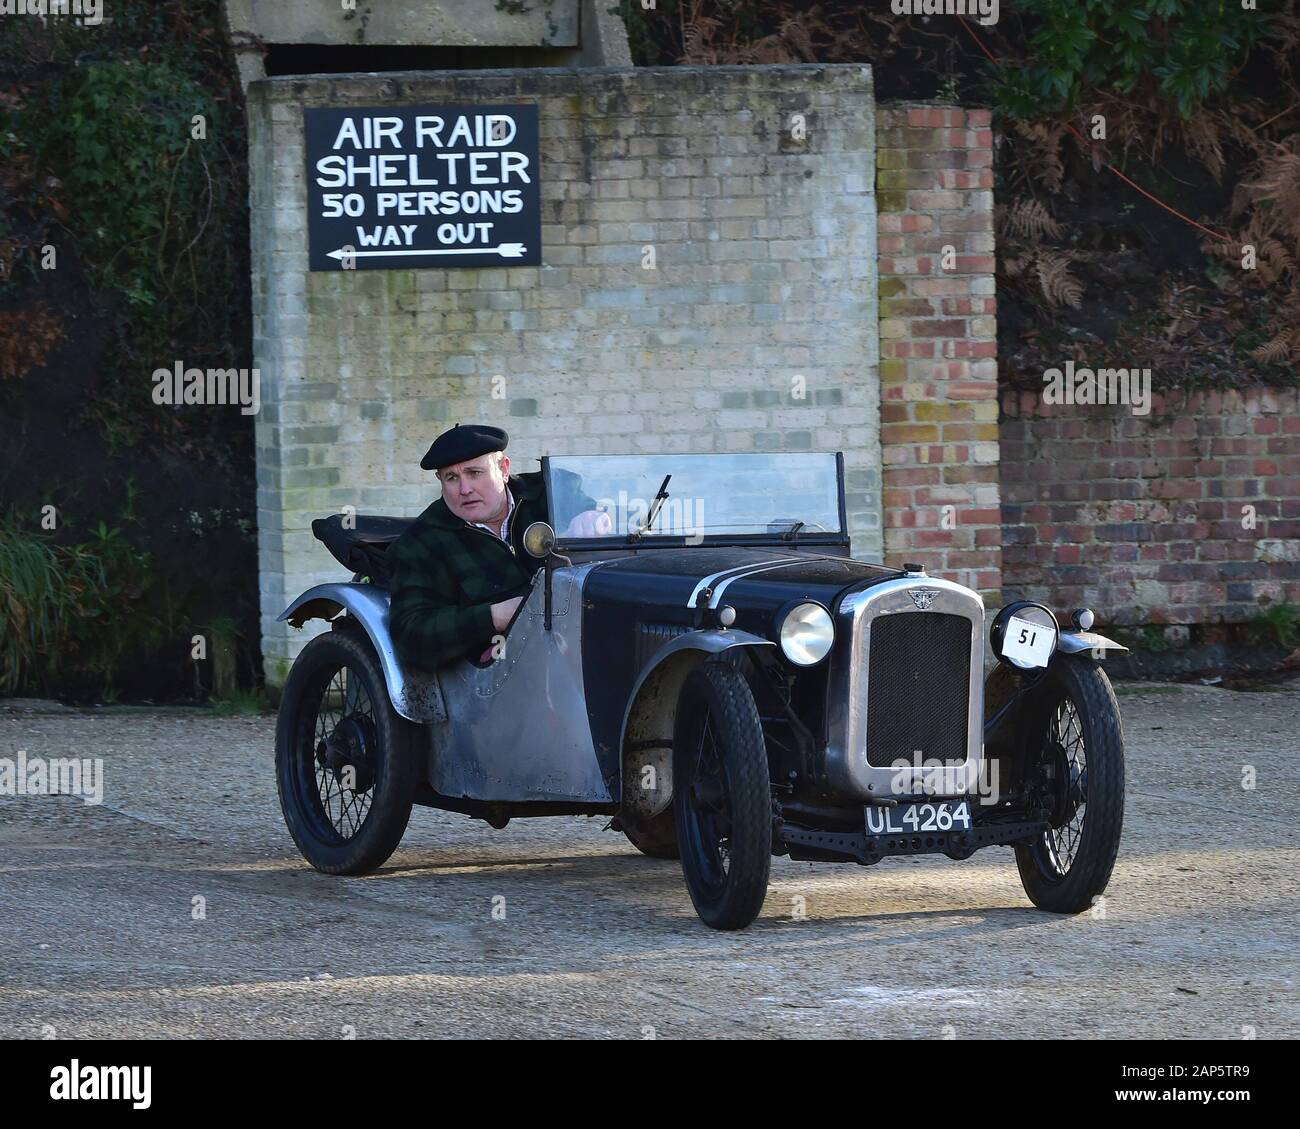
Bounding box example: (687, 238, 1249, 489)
(672, 662, 771, 930)
(1015, 656, 1125, 913)
(276, 630, 417, 875)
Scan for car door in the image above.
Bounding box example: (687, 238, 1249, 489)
(427, 564, 611, 803)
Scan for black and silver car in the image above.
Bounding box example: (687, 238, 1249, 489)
(276, 451, 1127, 930)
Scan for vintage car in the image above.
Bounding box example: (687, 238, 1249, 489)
(275, 451, 1128, 930)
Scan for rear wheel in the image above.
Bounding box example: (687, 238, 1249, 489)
(672, 662, 771, 930)
(276, 630, 417, 874)
(1015, 657, 1124, 913)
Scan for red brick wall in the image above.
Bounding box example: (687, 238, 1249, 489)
(1000, 388, 1300, 626)
(876, 104, 1000, 599)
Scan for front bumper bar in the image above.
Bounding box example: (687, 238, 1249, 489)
(779, 816, 1051, 865)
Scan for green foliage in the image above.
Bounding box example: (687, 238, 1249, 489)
(1116, 624, 1178, 655)
(68, 518, 165, 688)
(614, 0, 683, 65)
(37, 62, 218, 306)
(0, 3, 258, 704)
(0, 519, 102, 693)
(0, 1, 250, 450)
(1248, 603, 1300, 650)
(197, 613, 241, 699)
(0, 499, 166, 699)
(989, 1, 1261, 119)
(208, 687, 270, 716)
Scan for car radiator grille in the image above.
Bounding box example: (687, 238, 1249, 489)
(864, 611, 971, 768)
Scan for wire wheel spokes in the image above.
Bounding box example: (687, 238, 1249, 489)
(690, 713, 732, 880)
(309, 663, 379, 841)
(1042, 697, 1088, 876)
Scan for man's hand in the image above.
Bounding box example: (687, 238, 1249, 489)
(562, 509, 613, 537)
(490, 596, 524, 632)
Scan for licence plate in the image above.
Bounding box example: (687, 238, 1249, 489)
(865, 799, 972, 836)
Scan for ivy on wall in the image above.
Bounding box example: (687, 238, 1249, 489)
(0, 2, 249, 448)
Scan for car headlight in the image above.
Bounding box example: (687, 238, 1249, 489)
(778, 602, 835, 666)
(991, 601, 1059, 670)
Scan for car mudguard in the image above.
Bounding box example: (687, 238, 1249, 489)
(984, 628, 1128, 778)
(617, 628, 775, 815)
(1056, 629, 1130, 657)
(278, 583, 447, 724)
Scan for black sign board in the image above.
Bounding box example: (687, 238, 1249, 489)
(304, 104, 540, 271)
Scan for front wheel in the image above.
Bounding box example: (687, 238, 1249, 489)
(275, 629, 418, 875)
(1015, 656, 1125, 913)
(672, 662, 772, 930)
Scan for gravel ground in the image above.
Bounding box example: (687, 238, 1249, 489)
(0, 680, 1296, 1039)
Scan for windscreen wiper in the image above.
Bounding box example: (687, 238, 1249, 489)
(628, 474, 671, 542)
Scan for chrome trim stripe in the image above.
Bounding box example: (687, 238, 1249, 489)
(706, 556, 837, 608)
(684, 555, 800, 609)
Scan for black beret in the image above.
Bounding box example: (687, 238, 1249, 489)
(420, 423, 508, 471)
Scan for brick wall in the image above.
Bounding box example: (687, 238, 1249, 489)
(876, 104, 999, 600)
(1001, 388, 1300, 626)
(248, 65, 881, 683)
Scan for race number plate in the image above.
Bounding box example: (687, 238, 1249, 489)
(865, 799, 972, 836)
(1002, 614, 1055, 668)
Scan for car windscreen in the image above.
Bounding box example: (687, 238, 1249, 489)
(543, 452, 843, 542)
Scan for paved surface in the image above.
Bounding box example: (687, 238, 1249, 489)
(1, 681, 1297, 1039)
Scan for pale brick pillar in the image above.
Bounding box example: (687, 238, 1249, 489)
(248, 65, 881, 685)
(876, 104, 1000, 601)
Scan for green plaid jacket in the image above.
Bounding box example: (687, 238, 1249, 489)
(386, 472, 549, 671)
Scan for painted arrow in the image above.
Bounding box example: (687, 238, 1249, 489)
(326, 243, 528, 261)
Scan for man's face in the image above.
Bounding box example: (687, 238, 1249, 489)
(438, 452, 510, 523)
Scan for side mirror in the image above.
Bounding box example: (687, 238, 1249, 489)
(523, 521, 556, 559)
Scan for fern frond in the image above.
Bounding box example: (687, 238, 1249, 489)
(997, 197, 1063, 243)
(1250, 335, 1291, 363)
(680, 16, 723, 64)
(1185, 110, 1225, 181)
(1010, 120, 1067, 193)
(1036, 253, 1084, 309)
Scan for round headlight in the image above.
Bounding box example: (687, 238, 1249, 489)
(778, 602, 835, 666)
(990, 601, 1059, 670)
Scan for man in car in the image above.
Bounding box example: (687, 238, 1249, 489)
(387, 423, 611, 670)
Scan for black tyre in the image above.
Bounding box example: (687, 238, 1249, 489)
(672, 662, 771, 930)
(276, 630, 418, 875)
(620, 806, 680, 859)
(1015, 656, 1125, 913)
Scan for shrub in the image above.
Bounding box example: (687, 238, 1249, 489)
(0, 510, 163, 699)
(0, 520, 102, 693)
(987, 0, 1263, 120)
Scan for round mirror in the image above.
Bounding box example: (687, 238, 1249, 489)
(522, 521, 556, 559)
